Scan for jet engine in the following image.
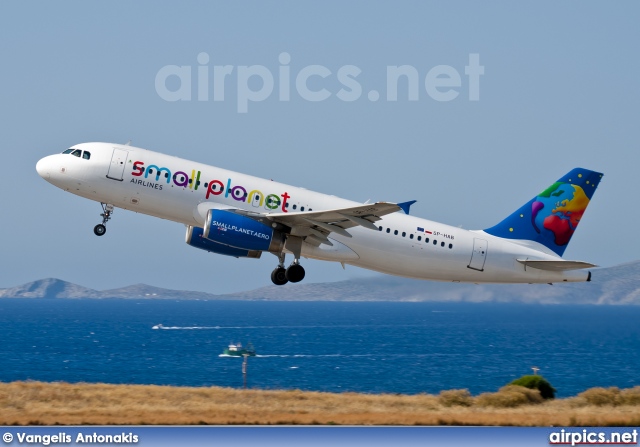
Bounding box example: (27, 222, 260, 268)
(186, 226, 262, 258)
(203, 209, 284, 252)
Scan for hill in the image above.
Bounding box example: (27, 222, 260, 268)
(0, 278, 219, 300)
(1, 261, 638, 304)
(230, 260, 640, 304)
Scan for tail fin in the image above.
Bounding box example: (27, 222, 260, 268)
(484, 168, 603, 256)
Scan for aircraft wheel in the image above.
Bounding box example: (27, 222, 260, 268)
(285, 264, 305, 283)
(93, 224, 106, 236)
(271, 267, 288, 286)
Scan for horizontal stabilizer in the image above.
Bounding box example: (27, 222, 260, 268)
(517, 259, 597, 271)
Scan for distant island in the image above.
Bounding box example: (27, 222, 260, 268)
(0, 261, 638, 305)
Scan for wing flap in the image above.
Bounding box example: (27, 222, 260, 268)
(274, 202, 400, 222)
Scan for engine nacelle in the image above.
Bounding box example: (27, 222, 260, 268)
(203, 209, 284, 252)
(186, 226, 262, 258)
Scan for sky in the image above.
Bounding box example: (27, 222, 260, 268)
(1, 2, 638, 294)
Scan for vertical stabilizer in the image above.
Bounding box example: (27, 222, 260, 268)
(484, 168, 603, 256)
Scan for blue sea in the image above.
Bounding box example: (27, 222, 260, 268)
(0, 299, 638, 397)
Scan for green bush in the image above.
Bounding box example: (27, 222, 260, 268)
(475, 385, 543, 408)
(510, 375, 556, 399)
(438, 389, 472, 407)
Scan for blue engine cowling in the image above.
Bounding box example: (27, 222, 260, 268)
(186, 226, 262, 258)
(203, 209, 283, 252)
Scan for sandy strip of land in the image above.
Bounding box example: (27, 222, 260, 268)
(1, 381, 639, 426)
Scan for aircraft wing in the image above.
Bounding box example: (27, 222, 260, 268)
(235, 201, 409, 246)
(516, 259, 598, 271)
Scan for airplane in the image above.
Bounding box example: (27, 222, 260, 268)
(35, 142, 602, 286)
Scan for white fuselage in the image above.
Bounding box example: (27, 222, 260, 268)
(36, 142, 590, 284)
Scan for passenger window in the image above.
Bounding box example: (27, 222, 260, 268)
(402, 232, 406, 237)
(309, 209, 312, 211)
(417, 236, 422, 241)
(394, 230, 398, 235)
(293, 204, 297, 210)
(62, 149, 74, 154)
(149, 169, 154, 174)
(449, 243, 453, 249)
(386, 228, 390, 233)
(165, 173, 169, 178)
(301, 207, 305, 211)
(286, 203, 289, 208)
(82, 151, 91, 160)
(378, 226, 383, 231)
(410, 234, 414, 239)
(71, 149, 82, 157)
(441, 242, 445, 247)
(433, 240, 437, 245)
(425, 238, 429, 243)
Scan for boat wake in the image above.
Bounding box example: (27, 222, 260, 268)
(152, 324, 422, 330)
(152, 324, 221, 330)
(254, 354, 377, 358)
(217, 353, 378, 358)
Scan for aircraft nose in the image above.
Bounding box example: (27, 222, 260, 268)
(36, 155, 54, 179)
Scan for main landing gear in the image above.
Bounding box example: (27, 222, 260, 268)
(271, 266, 288, 286)
(270, 253, 306, 286)
(94, 203, 114, 236)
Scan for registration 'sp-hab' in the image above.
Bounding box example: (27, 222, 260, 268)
(36, 143, 602, 286)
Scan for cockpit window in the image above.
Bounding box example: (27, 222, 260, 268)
(83, 151, 91, 160)
(62, 149, 74, 154)
(71, 149, 82, 157)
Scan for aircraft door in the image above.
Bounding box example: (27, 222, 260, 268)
(106, 148, 128, 181)
(468, 238, 488, 271)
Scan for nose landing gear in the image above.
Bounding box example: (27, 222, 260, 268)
(94, 203, 114, 236)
